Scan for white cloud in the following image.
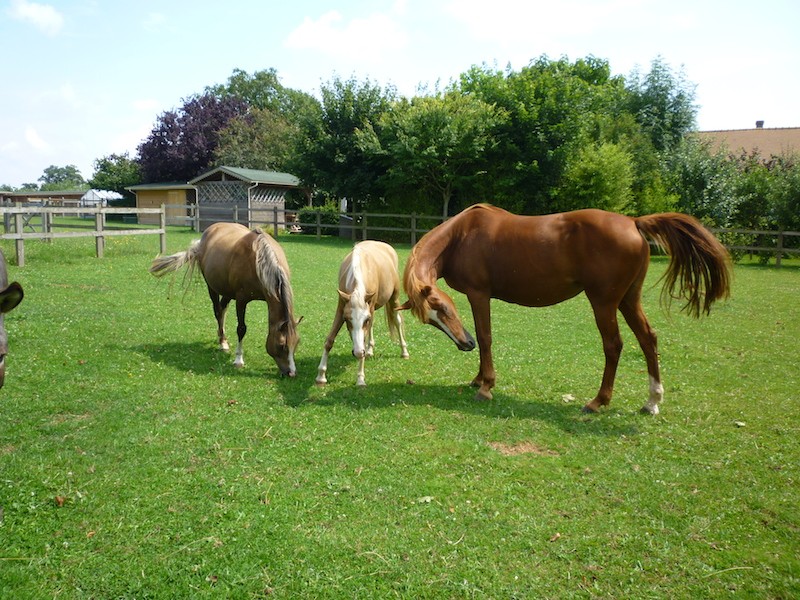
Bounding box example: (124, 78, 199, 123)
(8, 0, 64, 36)
(25, 127, 51, 153)
(285, 9, 408, 62)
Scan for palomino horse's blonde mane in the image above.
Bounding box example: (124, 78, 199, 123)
(253, 229, 295, 319)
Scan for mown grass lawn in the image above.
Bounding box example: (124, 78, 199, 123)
(1, 228, 798, 599)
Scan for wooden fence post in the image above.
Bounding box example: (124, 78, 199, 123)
(362, 212, 367, 241)
(315, 210, 321, 241)
(411, 213, 417, 245)
(95, 209, 105, 258)
(273, 205, 279, 238)
(159, 207, 167, 254)
(776, 232, 784, 267)
(14, 213, 24, 267)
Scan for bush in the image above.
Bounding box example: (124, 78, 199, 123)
(297, 203, 340, 235)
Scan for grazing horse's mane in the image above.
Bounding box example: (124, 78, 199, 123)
(253, 229, 297, 328)
(403, 205, 491, 324)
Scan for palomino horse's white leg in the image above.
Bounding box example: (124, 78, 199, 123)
(366, 320, 375, 358)
(641, 376, 663, 415)
(233, 340, 245, 368)
(396, 312, 410, 359)
(356, 353, 367, 387)
(316, 348, 330, 385)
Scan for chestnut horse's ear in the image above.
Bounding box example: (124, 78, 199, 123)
(420, 285, 432, 298)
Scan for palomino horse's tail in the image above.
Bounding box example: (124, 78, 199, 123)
(149, 239, 202, 279)
(635, 213, 732, 317)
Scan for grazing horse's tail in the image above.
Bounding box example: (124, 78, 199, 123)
(149, 239, 202, 280)
(635, 213, 732, 317)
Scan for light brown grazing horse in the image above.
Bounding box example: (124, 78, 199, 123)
(150, 223, 301, 377)
(402, 204, 731, 414)
(0, 249, 24, 389)
(316, 240, 409, 387)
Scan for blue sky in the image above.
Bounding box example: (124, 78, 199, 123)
(1, 0, 798, 188)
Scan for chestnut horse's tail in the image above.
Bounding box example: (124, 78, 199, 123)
(635, 213, 732, 317)
(149, 239, 202, 280)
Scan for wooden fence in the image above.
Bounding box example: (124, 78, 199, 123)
(2, 202, 798, 267)
(0, 205, 166, 266)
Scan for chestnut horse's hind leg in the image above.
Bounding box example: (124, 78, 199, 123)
(467, 293, 495, 401)
(233, 299, 248, 368)
(583, 299, 623, 413)
(208, 286, 231, 352)
(619, 298, 662, 415)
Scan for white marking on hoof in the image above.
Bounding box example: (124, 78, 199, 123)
(220, 341, 230, 352)
(642, 376, 664, 414)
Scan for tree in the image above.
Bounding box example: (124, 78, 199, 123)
(358, 92, 504, 218)
(292, 76, 395, 207)
(38, 164, 86, 190)
(555, 142, 635, 214)
(89, 153, 141, 204)
(626, 57, 697, 154)
(458, 56, 628, 214)
(214, 108, 297, 172)
(208, 68, 320, 125)
(137, 92, 248, 183)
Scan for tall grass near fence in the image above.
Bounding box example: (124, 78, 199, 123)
(0, 230, 798, 598)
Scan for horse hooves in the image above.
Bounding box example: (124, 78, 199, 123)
(474, 389, 493, 401)
(315, 379, 327, 386)
(581, 404, 599, 414)
(640, 404, 660, 415)
(233, 362, 245, 369)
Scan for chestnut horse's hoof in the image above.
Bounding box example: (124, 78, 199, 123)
(581, 404, 599, 414)
(474, 388, 493, 401)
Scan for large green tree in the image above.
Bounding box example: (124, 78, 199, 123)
(292, 76, 395, 207)
(38, 164, 87, 191)
(358, 92, 504, 217)
(90, 153, 141, 203)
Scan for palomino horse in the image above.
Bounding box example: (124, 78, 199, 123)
(402, 204, 731, 414)
(150, 223, 301, 377)
(316, 240, 409, 387)
(0, 249, 24, 389)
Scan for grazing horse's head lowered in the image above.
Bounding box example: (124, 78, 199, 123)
(150, 223, 301, 378)
(0, 250, 24, 389)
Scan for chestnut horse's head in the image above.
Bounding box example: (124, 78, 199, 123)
(0, 250, 24, 389)
(401, 283, 475, 352)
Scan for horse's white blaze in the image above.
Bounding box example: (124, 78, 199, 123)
(427, 309, 461, 345)
(347, 246, 372, 359)
(642, 375, 663, 414)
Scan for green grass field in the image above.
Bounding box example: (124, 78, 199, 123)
(1, 229, 798, 598)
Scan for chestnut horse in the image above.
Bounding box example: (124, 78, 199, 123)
(0, 249, 24, 389)
(150, 223, 301, 377)
(316, 240, 409, 387)
(402, 204, 731, 414)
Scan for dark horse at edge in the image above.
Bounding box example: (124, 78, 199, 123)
(0, 249, 24, 389)
(401, 204, 731, 414)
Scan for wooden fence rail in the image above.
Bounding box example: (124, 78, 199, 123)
(0, 205, 166, 266)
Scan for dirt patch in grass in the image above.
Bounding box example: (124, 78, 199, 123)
(488, 441, 559, 456)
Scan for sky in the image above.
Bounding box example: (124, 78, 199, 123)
(1, 0, 798, 188)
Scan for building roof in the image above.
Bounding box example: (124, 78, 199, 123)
(694, 126, 800, 158)
(126, 182, 195, 192)
(188, 166, 300, 187)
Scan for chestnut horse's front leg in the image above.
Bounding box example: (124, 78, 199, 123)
(467, 293, 494, 401)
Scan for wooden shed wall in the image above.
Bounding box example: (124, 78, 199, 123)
(136, 189, 191, 225)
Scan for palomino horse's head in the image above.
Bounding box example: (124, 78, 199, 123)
(401, 284, 475, 352)
(266, 317, 301, 378)
(0, 279, 24, 389)
(339, 289, 375, 358)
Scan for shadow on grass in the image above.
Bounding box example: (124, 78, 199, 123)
(131, 343, 641, 437)
(276, 354, 642, 438)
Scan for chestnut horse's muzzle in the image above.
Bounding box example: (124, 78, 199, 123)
(456, 330, 477, 352)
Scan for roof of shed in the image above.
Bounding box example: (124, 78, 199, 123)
(188, 166, 300, 187)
